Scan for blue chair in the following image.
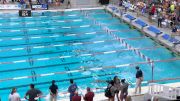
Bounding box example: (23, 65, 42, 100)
(169, 37, 179, 43)
(147, 26, 162, 35)
(162, 34, 180, 44)
(125, 14, 135, 20)
(110, 7, 117, 11)
(162, 34, 170, 40)
(135, 19, 147, 27)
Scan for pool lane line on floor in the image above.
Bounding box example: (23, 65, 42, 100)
(0, 11, 106, 22)
(0, 18, 84, 25)
(0, 59, 97, 73)
(0, 21, 121, 30)
(0, 37, 156, 59)
(0, 37, 91, 47)
(0, 19, 122, 34)
(0, 12, 110, 28)
(0, 45, 163, 67)
(0, 26, 129, 42)
(0, 12, 109, 26)
(0, 57, 179, 83)
(0, 26, 135, 39)
(0, 69, 124, 91)
(0, 24, 92, 32)
(0, 11, 115, 29)
(0, 36, 147, 54)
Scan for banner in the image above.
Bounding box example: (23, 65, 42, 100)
(0, 4, 21, 9)
(31, 4, 48, 10)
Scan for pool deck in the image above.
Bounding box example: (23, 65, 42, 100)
(55, 82, 180, 101)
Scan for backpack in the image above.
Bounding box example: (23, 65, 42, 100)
(105, 86, 112, 98)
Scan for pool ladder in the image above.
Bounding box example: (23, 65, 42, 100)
(28, 57, 34, 66)
(31, 70, 37, 82)
(64, 66, 72, 77)
(26, 46, 31, 53)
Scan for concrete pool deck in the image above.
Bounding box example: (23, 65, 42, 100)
(49, 82, 180, 101)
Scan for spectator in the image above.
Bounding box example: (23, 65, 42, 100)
(72, 91, 81, 101)
(171, 13, 177, 26)
(148, 4, 156, 22)
(49, 80, 58, 101)
(113, 76, 121, 101)
(108, 80, 116, 101)
(119, 0, 123, 6)
(24, 84, 42, 101)
(170, 2, 175, 13)
(19, 0, 26, 9)
(134, 66, 143, 94)
(141, 3, 146, 16)
(157, 12, 163, 28)
(68, 79, 78, 101)
(83, 87, 94, 101)
(150, 4, 156, 16)
(9, 88, 21, 101)
(171, 25, 178, 37)
(120, 79, 129, 101)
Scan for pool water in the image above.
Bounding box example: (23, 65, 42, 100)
(0, 9, 179, 100)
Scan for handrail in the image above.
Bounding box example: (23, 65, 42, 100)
(149, 77, 180, 83)
(148, 83, 180, 100)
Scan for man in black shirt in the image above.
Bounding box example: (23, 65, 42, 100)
(135, 66, 143, 94)
(24, 84, 42, 101)
(49, 80, 58, 101)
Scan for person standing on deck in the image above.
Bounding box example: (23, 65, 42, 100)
(113, 76, 121, 101)
(134, 66, 143, 94)
(83, 87, 94, 101)
(68, 79, 78, 101)
(9, 88, 21, 101)
(49, 80, 58, 101)
(120, 79, 129, 101)
(24, 84, 42, 101)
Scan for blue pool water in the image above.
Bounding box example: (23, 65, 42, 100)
(0, 9, 179, 100)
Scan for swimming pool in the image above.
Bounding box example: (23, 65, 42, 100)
(0, 9, 179, 100)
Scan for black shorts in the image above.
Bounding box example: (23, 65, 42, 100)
(115, 90, 119, 93)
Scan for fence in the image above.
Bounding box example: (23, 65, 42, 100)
(148, 83, 180, 100)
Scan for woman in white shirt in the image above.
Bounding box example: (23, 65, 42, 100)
(9, 88, 21, 101)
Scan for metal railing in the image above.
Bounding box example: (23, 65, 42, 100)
(148, 83, 180, 100)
